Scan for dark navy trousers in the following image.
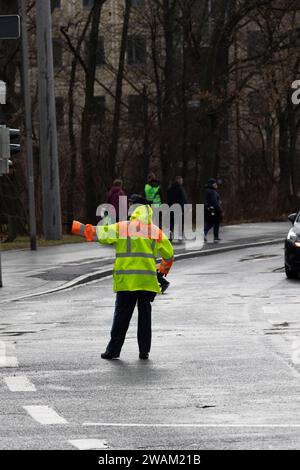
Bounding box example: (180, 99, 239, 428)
(204, 219, 220, 239)
(105, 291, 155, 356)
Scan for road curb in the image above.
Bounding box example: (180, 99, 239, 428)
(4, 237, 284, 303)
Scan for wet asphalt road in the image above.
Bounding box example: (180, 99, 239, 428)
(1, 243, 300, 450)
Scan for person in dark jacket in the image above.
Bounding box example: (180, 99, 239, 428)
(167, 176, 188, 241)
(204, 178, 222, 242)
(107, 179, 125, 222)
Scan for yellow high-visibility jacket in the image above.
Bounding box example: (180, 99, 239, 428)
(72, 205, 174, 293)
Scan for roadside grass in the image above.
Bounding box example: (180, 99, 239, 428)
(0, 235, 84, 251)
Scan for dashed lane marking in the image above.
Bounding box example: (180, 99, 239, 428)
(23, 406, 68, 425)
(0, 341, 18, 368)
(69, 439, 108, 450)
(263, 306, 280, 314)
(4, 376, 36, 392)
(19, 312, 38, 317)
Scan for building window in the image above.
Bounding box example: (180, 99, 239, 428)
(51, 0, 61, 10)
(248, 91, 268, 116)
(85, 37, 105, 66)
(279, 29, 300, 50)
(96, 37, 105, 66)
(82, 0, 94, 8)
(127, 36, 147, 65)
(210, 0, 222, 19)
(247, 31, 266, 59)
(128, 94, 144, 126)
(132, 0, 145, 6)
(55, 97, 64, 127)
(53, 39, 63, 68)
(91, 96, 106, 122)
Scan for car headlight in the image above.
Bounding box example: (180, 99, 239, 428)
(287, 228, 300, 243)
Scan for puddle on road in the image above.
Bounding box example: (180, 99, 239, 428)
(264, 330, 300, 335)
(271, 322, 290, 327)
(239, 254, 280, 262)
(232, 294, 252, 298)
(32, 321, 69, 326)
(0, 330, 46, 336)
(196, 405, 216, 409)
(264, 321, 300, 335)
(185, 273, 227, 276)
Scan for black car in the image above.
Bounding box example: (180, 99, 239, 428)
(285, 212, 300, 278)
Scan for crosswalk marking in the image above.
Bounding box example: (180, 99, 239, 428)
(263, 306, 280, 314)
(4, 376, 36, 392)
(23, 406, 68, 425)
(0, 341, 18, 368)
(69, 439, 108, 450)
(0, 356, 19, 367)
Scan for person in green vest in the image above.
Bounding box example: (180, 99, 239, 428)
(144, 173, 163, 207)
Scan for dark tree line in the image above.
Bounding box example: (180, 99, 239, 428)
(1, 0, 300, 239)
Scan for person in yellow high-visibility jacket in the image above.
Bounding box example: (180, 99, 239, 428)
(71, 195, 174, 360)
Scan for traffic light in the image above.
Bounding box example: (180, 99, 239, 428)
(9, 128, 20, 156)
(0, 125, 20, 175)
(0, 125, 10, 175)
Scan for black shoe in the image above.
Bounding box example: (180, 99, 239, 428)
(139, 353, 149, 360)
(101, 352, 119, 360)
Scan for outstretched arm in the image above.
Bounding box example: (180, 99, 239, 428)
(71, 221, 118, 245)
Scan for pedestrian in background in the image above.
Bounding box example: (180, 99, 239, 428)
(107, 179, 125, 222)
(167, 176, 188, 241)
(144, 173, 163, 207)
(204, 178, 222, 243)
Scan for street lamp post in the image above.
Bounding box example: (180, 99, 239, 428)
(35, 0, 62, 240)
(20, 0, 37, 251)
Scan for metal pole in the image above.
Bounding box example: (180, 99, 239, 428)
(0, 251, 2, 287)
(20, 0, 37, 251)
(35, 0, 62, 240)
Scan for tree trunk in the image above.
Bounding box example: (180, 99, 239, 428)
(81, 0, 106, 223)
(107, 0, 132, 182)
(278, 112, 291, 213)
(160, 0, 176, 190)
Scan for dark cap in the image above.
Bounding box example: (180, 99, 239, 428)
(129, 194, 149, 205)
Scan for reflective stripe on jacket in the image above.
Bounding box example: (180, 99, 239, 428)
(72, 205, 174, 293)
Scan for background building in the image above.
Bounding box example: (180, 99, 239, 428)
(1, 0, 300, 237)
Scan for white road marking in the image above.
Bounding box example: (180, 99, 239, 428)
(291, 340, 300, 365)
(0, 341, 18, 368)
(263, 306, 280, 314)
(0, 357, 19, 367)
(69, 439, 108, 450)
(83, 422, 300, 428)
(4, 376, 36, 392)
(19, 312, 38, 317)
(23, 406, 68, 425)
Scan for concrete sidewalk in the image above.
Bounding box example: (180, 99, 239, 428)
(0, 221, 289, 302)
